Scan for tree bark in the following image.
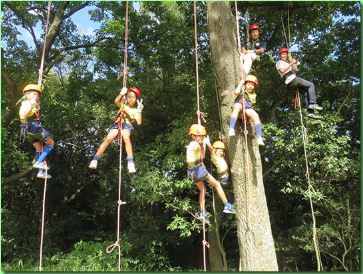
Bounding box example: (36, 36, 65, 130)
(206, 2, 278, 271)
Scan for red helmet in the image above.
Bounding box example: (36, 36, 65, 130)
(249, 23, 260, 32)
(278, 47, 289, 55)
(128, 87, 142, 99)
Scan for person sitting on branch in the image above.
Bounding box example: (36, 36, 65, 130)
(19, 84, 54, 179)
(275, 47, 323, 119)
(228, 75, 265, 146)
(89, 86, 144, 173)
(186, 124, 235, 223)
(239, 23, 267, 76)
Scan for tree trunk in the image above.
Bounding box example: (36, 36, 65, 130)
(206, 2, 278, 271)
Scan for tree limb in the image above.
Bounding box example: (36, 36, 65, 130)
(3, 166, 33, 184)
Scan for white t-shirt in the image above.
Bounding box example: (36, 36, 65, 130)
(276, 60, 296, 84)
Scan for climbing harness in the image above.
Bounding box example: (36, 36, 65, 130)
(234, 1, 253, 270)
(37, 1, 51, 271)
(105, 1, 129, 271)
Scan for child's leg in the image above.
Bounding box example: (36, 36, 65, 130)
(36, 138, 54, 164)
(246, 109, 264, 145)
(195, 181, 206, 211)
(33, 142, 43, 161)
(242, 52, 257, 75)
(229, 103, 242, 136)
(95, 129, 119, 157)
(205, 175, 228, 204)
(122, 129, 133, 158)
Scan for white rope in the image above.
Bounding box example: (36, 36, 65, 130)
(38, 1, 52, 86)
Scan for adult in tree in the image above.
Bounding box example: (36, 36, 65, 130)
(276, 47, 323, 119)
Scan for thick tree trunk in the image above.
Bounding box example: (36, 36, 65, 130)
(206, 2, 278, 271)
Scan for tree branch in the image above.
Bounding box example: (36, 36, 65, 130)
(63, 2, 91, 20)
(3, 166, 33, 184)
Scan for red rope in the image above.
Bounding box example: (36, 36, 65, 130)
(294, 90, 300, 109)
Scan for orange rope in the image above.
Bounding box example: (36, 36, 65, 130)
(106, 1, 129, 271)
(38, 1, 51, 86)
(194, 1, 201, 125)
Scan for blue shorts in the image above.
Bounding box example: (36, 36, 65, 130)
(24, 121, 51, 143)
(187, 164, 209, 182)
(219, 176, 231, 186)
(235, 96, 253, 109)
(111, 122, 134, 132)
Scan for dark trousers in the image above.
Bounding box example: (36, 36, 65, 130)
(288, 77, 317, 107)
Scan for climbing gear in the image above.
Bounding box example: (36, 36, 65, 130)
(212, 141, 225, 150)
(189, 124, 206, 136)
(128, 86, 142, 99)
(89, 159, 98, 169)
(278, 47, 289, 55)
(198, 210, 210, 225)
(245, 74, 258, 86)
(223, 202, 236, 214)
(249, 23, 260, 32)
(23, 84, 42, 94)
(106, 1, 129, 271)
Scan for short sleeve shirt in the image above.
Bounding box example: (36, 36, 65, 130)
(186, 141, 206, 164)
(247, 39, 267, 52)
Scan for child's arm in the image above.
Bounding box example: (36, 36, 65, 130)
(19, 101, 33, 123)
(234, 79, 244, 96)
(114, 87, 128, 107)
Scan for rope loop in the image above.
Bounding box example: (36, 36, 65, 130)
(202, 240, 210, 248)
(106, 241, 120, 254)
(118, 200, 127, 205)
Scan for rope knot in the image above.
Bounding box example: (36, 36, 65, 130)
(106, 241, 120, 254)
(202, 240, 210, 248)
(118, 200, 127, 205)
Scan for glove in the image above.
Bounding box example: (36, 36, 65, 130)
(203, 135, 211, 147)
(120, 87, 128, 96)
(136, 99, 144, 113)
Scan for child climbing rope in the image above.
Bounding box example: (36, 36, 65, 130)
(276, 47, 323, 119)
(89, 86, 143, 173)
(19, 84, 54, 179)
(228, 75, 265, 146)
(186, 124, 235, 223)
(239, 23, 267, 75)
(209, 140, 234, 204)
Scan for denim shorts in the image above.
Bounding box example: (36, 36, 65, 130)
(219, 176, 231, 186)
(25, 121, 50, 143)
(187, 164, 209, 182)
(111, 122, 134, 132)
(235, 96, 253, 109)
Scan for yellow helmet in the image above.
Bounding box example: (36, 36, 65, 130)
(212, 141, 225, 150)
(245, 75, 258, 86)
(189, 124, 206, 136)
(23, 84, 42, 94)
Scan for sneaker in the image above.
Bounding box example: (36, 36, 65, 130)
(127, 162, 136, 173)
(89, 160, 98, 169)
(198, 211, 210, 224)
(37, 170, 52, 179)
(228, 128, 235, 137)
(257, 137, 265, 146)
(33, 161, 49, 170)
(308, 104, 323, 111)
(307, 113, 322, 119)
(223, 202, 236, 214)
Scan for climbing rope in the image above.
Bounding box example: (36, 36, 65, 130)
(297, 93, 323, 271)
(194, 1, 202, 125)
(38, 2, 51, 271)
(38, 1, 51, 86)
(234, 2, 253, 269)
(193, 2, 209, 271)
(106, 1, 129, 271)
(281, 6, 323, 269)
